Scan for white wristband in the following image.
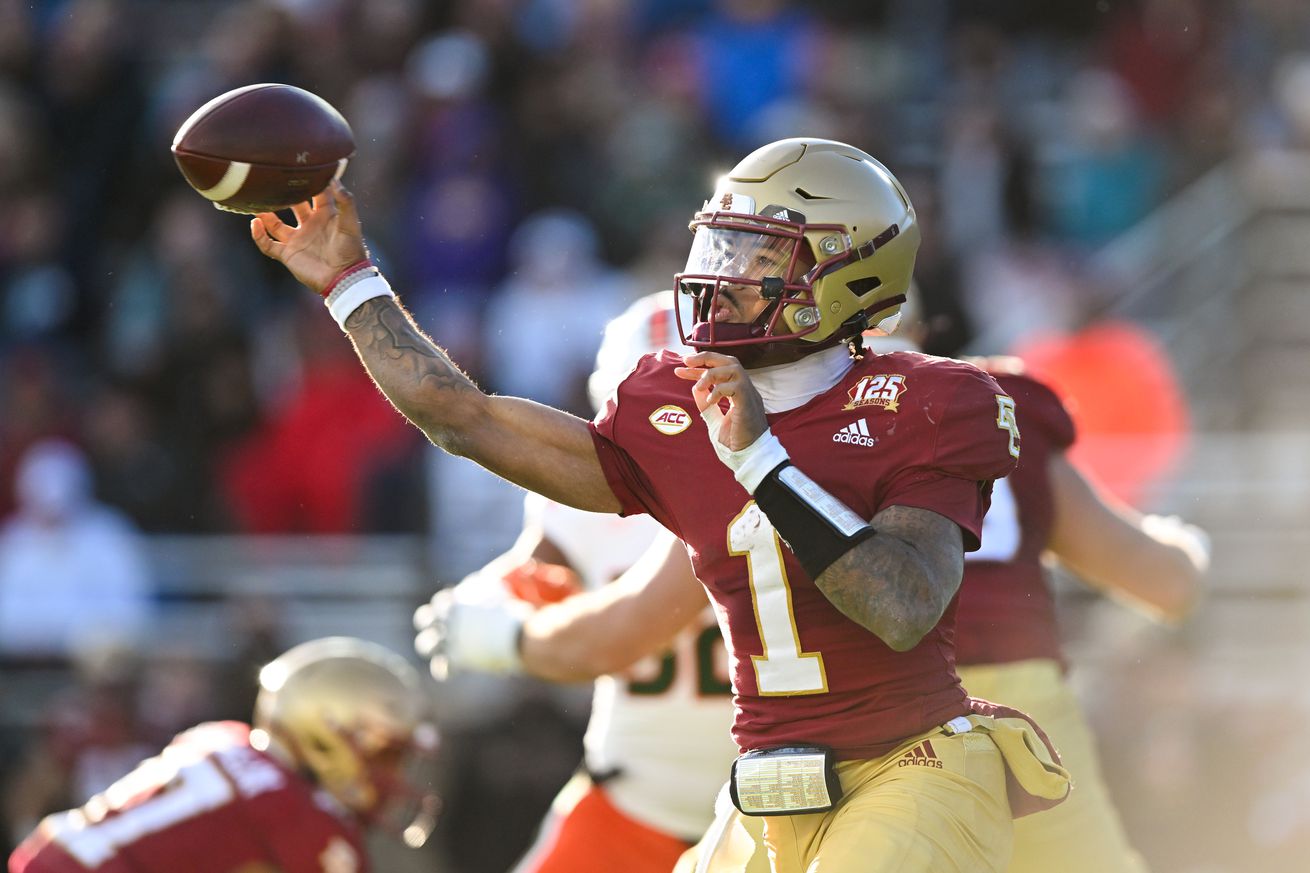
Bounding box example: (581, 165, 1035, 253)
(326, 273, 395, 329)
(701, 404, 790, 494)
(728, 430, 791, 494)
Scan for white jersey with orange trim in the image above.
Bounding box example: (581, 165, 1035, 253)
(524, 492, 737, 840)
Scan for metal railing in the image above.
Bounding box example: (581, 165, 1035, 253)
(0, 535, 434, 730)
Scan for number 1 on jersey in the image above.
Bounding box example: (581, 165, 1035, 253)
(729, 504, 827, 696)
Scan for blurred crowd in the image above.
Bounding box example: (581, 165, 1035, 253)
(5, 0, 1310, 539)
(4, 0, 1310, 870)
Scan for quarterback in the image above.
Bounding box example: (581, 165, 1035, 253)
(249, 138, 1069, 871)
(668, 341, 1211, 872)
(8, 637, 438, 873)
(416, 292, 741, 873)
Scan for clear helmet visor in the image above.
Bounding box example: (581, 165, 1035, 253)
(681, 225, 804, 284)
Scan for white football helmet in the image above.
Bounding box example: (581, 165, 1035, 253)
(253, 637, 439, 847)
(587, 289, 694, 412)
(676, 138, 920, 358)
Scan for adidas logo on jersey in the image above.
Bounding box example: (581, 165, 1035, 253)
(897, 740, 942, 769)
(832, 419, 876, 446)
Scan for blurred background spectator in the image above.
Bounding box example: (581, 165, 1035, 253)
(481, 209, 633, 415)
(1, 1, 1309, 871)
(0, 439, 154, 659)
(0, 0, 1264, 536)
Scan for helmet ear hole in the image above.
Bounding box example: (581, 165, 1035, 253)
(847, 276, 882, 296)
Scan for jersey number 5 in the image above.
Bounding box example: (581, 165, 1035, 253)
(996, 395, 1020, 458)
(729, 503, 828, 696)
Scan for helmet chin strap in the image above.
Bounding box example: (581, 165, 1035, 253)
(688, 321, 846, 370)
(688, 320, 768, 346)
(686, 293, 780, 357)
(688, 288, 902, 370)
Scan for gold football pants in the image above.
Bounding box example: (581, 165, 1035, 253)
(680, 722, 1015, 873)
(959, 658, 1150, 873)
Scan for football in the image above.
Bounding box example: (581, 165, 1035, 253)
(171, 83, 355, 214)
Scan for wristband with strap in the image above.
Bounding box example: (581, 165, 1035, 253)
(753, 463, 878, 580)
(696, 401, 875, 577)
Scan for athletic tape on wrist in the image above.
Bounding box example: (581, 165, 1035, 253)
(700, 403, 791, 494)
(326, 272, 395, 329)
(727, 430, 791, 494)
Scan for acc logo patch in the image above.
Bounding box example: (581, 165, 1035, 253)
(844, 374, 907, 412)
(649, 404, 693, 435)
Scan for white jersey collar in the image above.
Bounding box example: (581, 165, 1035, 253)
(751, 344, 855, 414)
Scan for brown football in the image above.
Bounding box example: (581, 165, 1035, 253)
(171, 83, 355, 214)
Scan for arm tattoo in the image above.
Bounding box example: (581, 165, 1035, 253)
(812, 505, 964, 651)
(343, 297, 481, 443)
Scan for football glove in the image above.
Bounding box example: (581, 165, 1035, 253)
(1141, 513, 1212, 572)
(413, 573, 534, 680)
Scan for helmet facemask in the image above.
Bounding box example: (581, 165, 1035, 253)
(354, 721, 441, 849)
(676, 212, 819, 349)
(674, 139, 921, 365)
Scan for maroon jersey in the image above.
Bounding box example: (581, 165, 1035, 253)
(590, 350, 1019, 758)
(955, 360, 1076, 668)
(10, 722, 368, 873)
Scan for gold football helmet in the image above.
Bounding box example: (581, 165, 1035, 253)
(253, 637, 439, 847)
(676, 138, 921, 356)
